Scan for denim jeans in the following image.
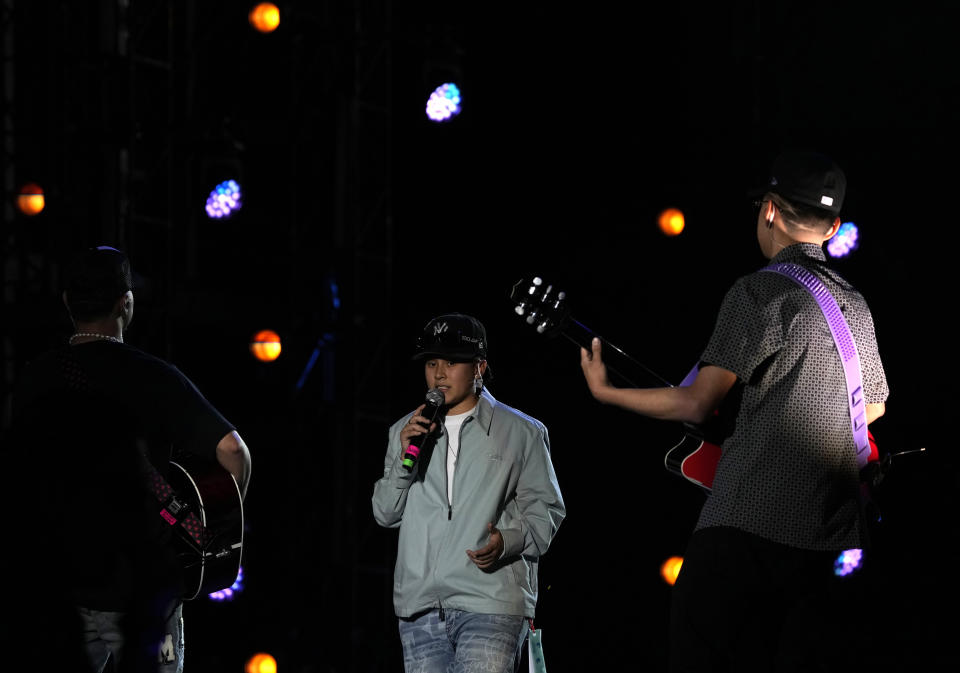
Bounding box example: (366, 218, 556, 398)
(78, 602, 184, 673)
(398, 609, 528, 673)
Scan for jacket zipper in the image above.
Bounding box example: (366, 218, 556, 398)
(438, 415, 473, 618)
(446, 416, 472, 521)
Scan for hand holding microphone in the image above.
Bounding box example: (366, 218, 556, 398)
(401, 388, 445, 472)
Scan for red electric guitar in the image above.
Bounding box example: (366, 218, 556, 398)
(509, 275, 725, 491)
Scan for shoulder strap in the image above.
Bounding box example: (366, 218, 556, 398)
(761, 262, 871, 468)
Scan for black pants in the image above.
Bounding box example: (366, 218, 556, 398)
(669, 527, 857, 673)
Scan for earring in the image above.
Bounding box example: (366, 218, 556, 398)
(473, 375, 483, 395)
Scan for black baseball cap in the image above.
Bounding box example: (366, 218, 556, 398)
(63, 246, 133, 305)
(752, 150, 846, 215)
(413, 313, 488, 361)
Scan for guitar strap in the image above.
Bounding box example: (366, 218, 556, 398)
(761, 262, 873, 468)
(140, 457, 209, 551)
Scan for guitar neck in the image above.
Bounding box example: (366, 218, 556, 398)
(557, 316, 673, 388)
(509, 274, 674, 389)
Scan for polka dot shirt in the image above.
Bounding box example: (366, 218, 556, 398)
(696, 243, 889, 551)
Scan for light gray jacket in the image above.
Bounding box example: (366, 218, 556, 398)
(372, 389, 565, 618)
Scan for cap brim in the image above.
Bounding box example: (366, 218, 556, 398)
(412, 348, 483, 362)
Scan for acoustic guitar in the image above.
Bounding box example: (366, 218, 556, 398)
(148, 454, 244, 600)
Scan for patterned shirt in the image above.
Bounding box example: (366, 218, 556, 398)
(697, 243, 889, 551)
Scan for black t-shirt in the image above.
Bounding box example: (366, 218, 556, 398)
(7, 341, 235, 610)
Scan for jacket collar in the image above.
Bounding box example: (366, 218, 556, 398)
(472, 388, 496, 435)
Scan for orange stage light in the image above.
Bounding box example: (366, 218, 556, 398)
(660, 556, 684, 586)
(250, 329, 282, 362)
(17, 183, 45, 216)
(246, 653, 278, 673)
(658, 208, 685, 236)
(249, 3, 280, 33)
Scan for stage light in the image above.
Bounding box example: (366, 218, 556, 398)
(426, 83, 462, 122)
(249, 3, 280, 33)
(205, 179, 243, 219)
(827, 221, 859, 259)
(209, 566, 245, 601)
(833, 549, 864, 577)
(250, 330, 282, 362)
(660, 556, 683, 585)
(16, 183, 45, 216)
(246, 652, 278, 673)
(658, 208, 685, 236)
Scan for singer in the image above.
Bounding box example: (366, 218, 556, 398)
(372, 313, 565, 673)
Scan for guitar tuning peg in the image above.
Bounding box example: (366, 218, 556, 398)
(536, 319, 553, 334)
(514, 305, 526, 316)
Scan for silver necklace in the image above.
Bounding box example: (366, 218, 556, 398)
(69, 332, 123, 344)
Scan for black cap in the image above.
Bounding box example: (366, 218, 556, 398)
(754, 150, 846, 215)
(63, 246, 133, 320)
(413, 313, 488, 361)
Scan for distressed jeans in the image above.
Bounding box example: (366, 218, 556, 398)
(78, 602, 184, 673)
(398, 609, 528, 673)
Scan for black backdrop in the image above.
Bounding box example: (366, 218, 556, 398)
(4, 1, 959, 671)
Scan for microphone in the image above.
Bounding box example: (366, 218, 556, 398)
(402, 388, 445, 472)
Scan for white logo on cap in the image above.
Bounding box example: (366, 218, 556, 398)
(432, 322, 449, 336)
(820, 196, 834, 207)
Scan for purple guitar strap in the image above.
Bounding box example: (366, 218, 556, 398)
(762, 262, 872, 469)
(679, 263, 871, 469)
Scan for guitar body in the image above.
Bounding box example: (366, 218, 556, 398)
(664, 430, 722, 492)
(167, 457, 244, 600)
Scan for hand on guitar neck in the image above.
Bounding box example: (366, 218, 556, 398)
(580, 336, 736, 426)
(509, 274, 734, 491)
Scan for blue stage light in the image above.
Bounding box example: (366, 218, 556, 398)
(827, 221, 859, 258)
(426, 83, 462, 122)
(833, 548, 864, 577)
(205, 179, 243, 219)
(209, 566, 244, 601)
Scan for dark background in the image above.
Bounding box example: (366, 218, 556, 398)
(3, 1, 958, 671)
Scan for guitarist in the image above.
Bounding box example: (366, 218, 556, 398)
(579, 151, 888, 672)
(7, 246, 252, 673)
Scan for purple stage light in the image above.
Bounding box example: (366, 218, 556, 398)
(827, 221, 859, 258)
(205, 179, 243, 219)
(209, 566, 244, 601)
(426, 83, 462, 122)
(833, 549, 864, 577)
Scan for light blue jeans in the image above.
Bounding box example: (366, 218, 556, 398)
(78, 602, 183, 673)
(398, 609, 528, 673)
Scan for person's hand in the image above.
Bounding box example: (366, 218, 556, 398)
(466, 523, 504, 569)
(580, 337, 611, 401)
(399, 404, 434, 448)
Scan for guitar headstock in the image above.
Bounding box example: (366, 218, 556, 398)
(509, 275, 570, 338)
